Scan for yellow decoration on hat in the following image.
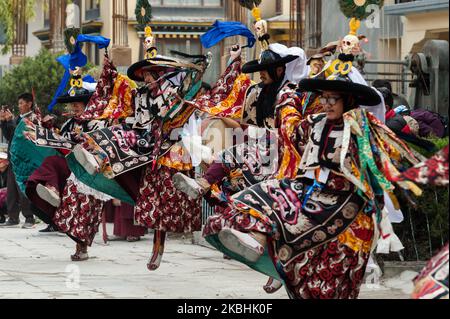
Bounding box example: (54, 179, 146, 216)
(70, 78, 83, 88)
(349, 18, 361, 36)
(145, 26, 153, 38)
(146, 48, 157, 60)
(330, 59, 353, 75)
(252, 7, 262, 21)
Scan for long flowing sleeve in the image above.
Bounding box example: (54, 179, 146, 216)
(275, 86, 304, 179)
(193, 57, 242, 110)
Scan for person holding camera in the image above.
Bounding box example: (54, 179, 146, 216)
(0, 94, 39, 228)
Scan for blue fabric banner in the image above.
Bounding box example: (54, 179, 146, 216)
(201, 21, 256, 49)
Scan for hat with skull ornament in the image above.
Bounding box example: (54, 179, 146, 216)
(234, 1, 300, 75)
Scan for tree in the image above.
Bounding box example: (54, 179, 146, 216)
(0, 48, 65, 114)
(0, 0, 36, 54)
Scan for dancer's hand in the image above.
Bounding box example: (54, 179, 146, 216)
(3, 109, 14, 122)
(230, 44, 242, 61)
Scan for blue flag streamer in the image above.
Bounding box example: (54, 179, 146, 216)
(201, 21, 256, 49)
(48, 35, 111, 112)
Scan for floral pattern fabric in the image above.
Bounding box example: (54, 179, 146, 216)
(79, 55, 119, 121)
(412, 243, 449, 299)
(53, 178, 104, 246)
(397, 145, 449, 187)
(204, 109, 421, 299)
(134, 165, 201, 233)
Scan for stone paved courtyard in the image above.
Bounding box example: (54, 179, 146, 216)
(0, 223, 415, 299)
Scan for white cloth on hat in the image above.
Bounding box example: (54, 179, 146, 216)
(82, 81, 97, 93)
(348, 67, 367, 86)
(363, 87, 386, 124)
(269, 43, 308, 84)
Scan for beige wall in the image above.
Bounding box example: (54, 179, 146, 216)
(402, 11, 449, 58)
(260, 0, 277, 19)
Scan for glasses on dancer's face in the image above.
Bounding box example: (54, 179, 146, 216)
(319, 96, 343, 106)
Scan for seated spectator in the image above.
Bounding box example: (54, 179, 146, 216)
(373, 79, 410, 110)
(378, 87, 414, 135)
(411, 108, 448, 138)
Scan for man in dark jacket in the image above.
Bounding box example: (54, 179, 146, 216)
(0, 93, 38, 228)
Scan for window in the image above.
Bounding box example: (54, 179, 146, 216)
(86, 42, 100, 65)
(305, 0, 321, 49)
(85, 0, 100, 20)
(85, 0, 100, 9)
(276, 0, 283, 15)
(149, 0, 222, 6)
(44, 0, 50, 28)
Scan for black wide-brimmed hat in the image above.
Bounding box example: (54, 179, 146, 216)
(298, 76, 381, 107)
(242, 49, 299, 74)
(127, 56, 183, 82)
(56, 87, 93, 105)
(307, 52, 332, 65)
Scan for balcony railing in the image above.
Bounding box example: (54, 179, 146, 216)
(385, 0, 449, 15)
(149, 0, 223, 7)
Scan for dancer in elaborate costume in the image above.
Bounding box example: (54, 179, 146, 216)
(14, 34, 136, 261)
(173, 4, 308, 202)
(45, 24, 252, 271)
(174, 40, 308, 292)
(202, 67, 423, 298)
(131, 41, 247, 271)
(173, 3, 313, 293)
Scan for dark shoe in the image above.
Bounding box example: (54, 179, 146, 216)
(0, 218, 20, 227)
(22, 218, 36, 229)
(39, 224, 58, 233)
(0, 215, 5, 224)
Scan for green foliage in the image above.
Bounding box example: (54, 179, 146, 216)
(408, 137, 449, 158)
(235, 0, 262, 10)
(394, 186, 449, 261)
(0, 0, 36, 54)
(339, 0, 384, 20)
(135, 0, 152, 26)
(0, 49, 65, 115)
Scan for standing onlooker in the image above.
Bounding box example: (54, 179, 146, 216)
(0, 151, 8, 224)
(105, 200, 146, 242)
(0, 94, 38, 228)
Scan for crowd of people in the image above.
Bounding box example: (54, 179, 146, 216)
(0, 7, 448, 300)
